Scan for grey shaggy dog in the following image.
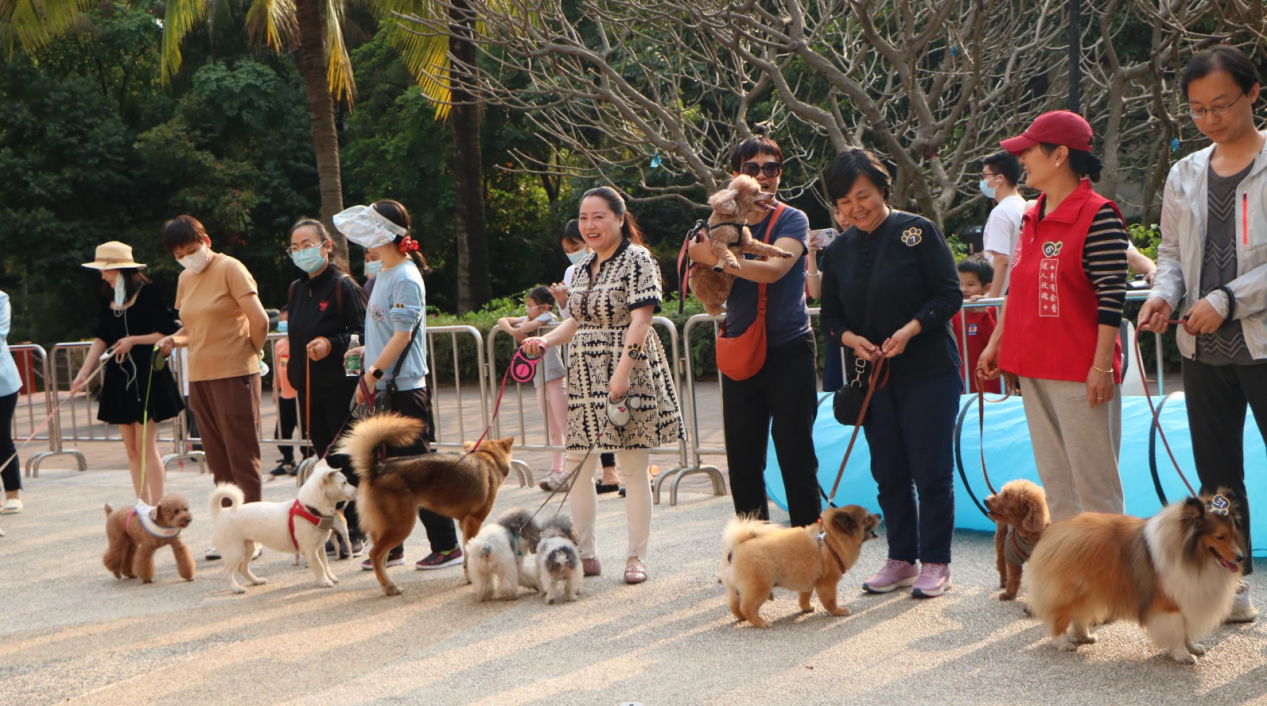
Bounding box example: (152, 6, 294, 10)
(467, 508, 542, 601)
(535, 516, 582, 604)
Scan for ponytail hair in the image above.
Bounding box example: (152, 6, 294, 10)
(579, 186, 645, 248)
(371, 199, 431, 275)
(289, 218, 348, 274)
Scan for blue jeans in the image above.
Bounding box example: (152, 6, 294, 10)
(862, 367, 961, 565)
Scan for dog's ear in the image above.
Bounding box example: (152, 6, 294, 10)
(832, 510, 859, 535)
(463, 441, 476, 452)
(499, 437, 516, 450)
(1020, 494, 1050, 535)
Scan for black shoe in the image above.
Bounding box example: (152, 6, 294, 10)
(596, 481, 620, 494)
(618, 487, 627, 498)
(269, 462, 296, 478)
(351, 539, 364, 557)
(326, 539, 351, 560)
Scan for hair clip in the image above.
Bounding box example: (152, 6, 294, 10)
(1207, 494, 1231, 517)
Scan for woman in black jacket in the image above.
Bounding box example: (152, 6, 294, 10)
(285, 218, 368, 555)
(819, 149, 963, 598)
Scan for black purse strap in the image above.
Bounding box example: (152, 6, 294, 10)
(384, 317, 423, 396)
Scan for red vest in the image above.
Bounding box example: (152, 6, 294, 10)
(952, 309, 1000, 393)
(1000, 180, 1122, 384)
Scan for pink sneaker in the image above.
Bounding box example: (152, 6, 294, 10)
(862, 559, 919, 593)
(911, 563, 952, 597)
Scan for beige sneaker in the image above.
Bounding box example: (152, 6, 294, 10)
(538, 472, 570, 492)
(1, 498, 23, 514)
(1228, 581, 1258, 623)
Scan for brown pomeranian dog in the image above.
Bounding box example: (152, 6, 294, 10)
(338, 413, 516, 596)
(720, 505, 881, 628)
(103, 494, 195, 583)
(983, 479, 1050, 601)
(1025, 492, 1245, 663)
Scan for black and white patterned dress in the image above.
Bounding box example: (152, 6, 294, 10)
(566, 240, 683, 450)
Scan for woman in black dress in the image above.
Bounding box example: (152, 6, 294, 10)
(72, 242, 184, 503)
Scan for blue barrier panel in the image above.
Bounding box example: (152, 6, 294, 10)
(765, 393, 1266, 557)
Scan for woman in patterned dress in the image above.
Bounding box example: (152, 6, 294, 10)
(522, 187, 683, 584)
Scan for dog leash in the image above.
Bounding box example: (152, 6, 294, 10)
(470, 347, 540, 452)
(135, 347, 163, 502)
(0, 352, 114, 476)
(820, 356, 888, 508)
(1135, 319, 1198, 499)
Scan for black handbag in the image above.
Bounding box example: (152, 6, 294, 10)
(833, 230, 895, 426)
(351, 318, 423, 419)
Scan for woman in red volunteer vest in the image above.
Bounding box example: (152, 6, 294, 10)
(979, 111, 1130, 522)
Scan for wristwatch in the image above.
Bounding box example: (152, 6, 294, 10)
(369, 366, 385, 380)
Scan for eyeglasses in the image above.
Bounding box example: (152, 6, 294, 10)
(1187, 93, 1244, 120)
(740, 161, 782, 179)
(287, 240, 328, 256)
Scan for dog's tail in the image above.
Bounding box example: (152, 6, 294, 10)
(209, 483, 245, 522)
(722, 515, 773, 557)
(335, 413, 424, 483)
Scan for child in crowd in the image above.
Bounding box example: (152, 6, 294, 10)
(497, 286, 569, 488)
(952, 258, 1001, 394)
(270, 306, 307, 477)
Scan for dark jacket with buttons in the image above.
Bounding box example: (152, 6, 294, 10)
(820, 210, 963, 381)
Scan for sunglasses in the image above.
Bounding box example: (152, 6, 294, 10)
(740, 161, 782, 179)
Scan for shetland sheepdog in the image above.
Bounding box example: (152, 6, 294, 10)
(1024, 492, 1244, 663)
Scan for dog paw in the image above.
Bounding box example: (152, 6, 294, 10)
(250, 577, 268, 586)
(319, 580, 334, 589)
(1188, 642, 1208, 656)
(780, 252, 794, 259)
(142, 579, 153, 584)
(999, 592, 1016, 601)
(1170, 651, 1198, 665)
(828, 607, 850, 617)
(1071, 633, 1097, 645)
(1053, 636, 1076, 652)
(750, 620, 770, 629)
(383, 584, 403, 596)
(231, 585, 246, 595)
(330, 575, 340, 584)
(547, 597, 556, 605)
(800, 605, 815, 614)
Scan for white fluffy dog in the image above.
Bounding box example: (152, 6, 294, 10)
(209, 465, 357, 594)
(291, 459, 354, 566)
(467, 508, 541, 601)
(534, 516, 582, 605)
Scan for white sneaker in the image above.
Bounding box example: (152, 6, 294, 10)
(1228, 581, 1258, 623)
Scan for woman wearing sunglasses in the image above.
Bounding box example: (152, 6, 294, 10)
(687, 127, 820, 530)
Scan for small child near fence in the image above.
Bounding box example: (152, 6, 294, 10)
(270, 306, 308, 478)
(497, 287, 568, 487)
(952, 258, 1001, 394)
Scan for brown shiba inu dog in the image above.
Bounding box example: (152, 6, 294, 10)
(338, 413, 516, 596)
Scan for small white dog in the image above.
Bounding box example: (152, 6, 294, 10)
(467, 508, 541, 601)
(291, 460, 354, 566)
(535, 516, 582, 604)
(209, 465, 357, 594)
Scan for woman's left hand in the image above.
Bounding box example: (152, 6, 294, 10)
(1086, 365, 1115, 408)
(112, 337, 134, 362)
(882, 321, 921, 358)
(1186, 297, 1226, 334)
(609, 372, 631, 401)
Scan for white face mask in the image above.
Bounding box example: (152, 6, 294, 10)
(113, 274, 127, 308)
(178, 246, 211, 274)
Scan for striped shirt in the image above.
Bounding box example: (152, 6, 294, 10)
(1036, 202, 1129, 327)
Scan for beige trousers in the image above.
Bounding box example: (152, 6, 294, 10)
(567, 448, 651, 562)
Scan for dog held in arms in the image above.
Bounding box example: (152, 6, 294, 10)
(467, 508, 542, 601)
(721, 505, 881, 628)
(338, 412, 516, 596)
(209, 465, 357, 594)
(691, 174, 794, 316)
(103, 493, 195, 583)
(1024, 491, 1245, 663)
(984, 479, 1050, 601)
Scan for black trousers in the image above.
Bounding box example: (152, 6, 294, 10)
(1183, 357, 1265, 576)
(0, 392, 20, 492)
(275, 396, 309, 465)
(384, 386, 459, 553)
(721, 333, 821, 527)
(299, 377, 364, 541)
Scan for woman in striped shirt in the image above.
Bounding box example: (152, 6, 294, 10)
(979, 111, 1129, 521)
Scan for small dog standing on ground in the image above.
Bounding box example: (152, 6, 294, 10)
(209, 465, 357, 594)
(291, 460, 354, 566)
(1025, 492, 1245, 663)
(467, 508, 542, 601)
(103, 493, 195, 583)
(691, 174, 792, 316)
(983, 479, 1050, 601)
(721, 505, 881, 628)
(337, 413, 516, 596)
(532, 516, 582, 605)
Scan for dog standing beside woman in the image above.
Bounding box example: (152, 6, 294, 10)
(523, 187, 685, 584)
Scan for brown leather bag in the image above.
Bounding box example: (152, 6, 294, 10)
(715, 203, 786, 381)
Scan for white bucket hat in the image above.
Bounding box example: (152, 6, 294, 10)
(81, 241, 146, 270)
(333, 205, 406, 248)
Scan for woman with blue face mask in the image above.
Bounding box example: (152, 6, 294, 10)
(282, 219, 369, 557)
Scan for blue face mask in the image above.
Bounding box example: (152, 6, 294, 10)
(565, 249, 587, 265)
(365, 260, 383, 278)
(278, 321, 288, 334)
(979, 177, 997, 200)
(291, 246, 327, 274)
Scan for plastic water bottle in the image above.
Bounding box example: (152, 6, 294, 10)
(345, 334, 362, 377)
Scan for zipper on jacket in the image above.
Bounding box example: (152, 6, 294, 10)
(1244, 193, 1249, 246)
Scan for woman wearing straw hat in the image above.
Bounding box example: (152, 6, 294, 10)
(72, 242, 184, 504)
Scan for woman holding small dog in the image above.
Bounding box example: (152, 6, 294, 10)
(72, 242, 185, 505)
(336, 200, 463, 572)
(819, 148, 964, 598)
(522, 187, 684, 584)
(978, 111, 1129, 523)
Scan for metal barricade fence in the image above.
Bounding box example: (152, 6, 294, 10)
(424, 325, 490, 458)
(7, 344, 76, 477)
(486, 317, 697, 499)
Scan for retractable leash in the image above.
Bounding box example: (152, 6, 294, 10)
(470, 347, 541, 452)
(528, 393, 630, 524)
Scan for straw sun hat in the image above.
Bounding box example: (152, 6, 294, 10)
(81, 241, 146, 270)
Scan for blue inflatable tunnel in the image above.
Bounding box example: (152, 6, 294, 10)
(764, 393, 1266, 558)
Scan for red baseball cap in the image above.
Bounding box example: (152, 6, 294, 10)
(1000, 111, 1094, 155)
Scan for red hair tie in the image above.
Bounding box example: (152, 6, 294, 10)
(398, 236, 419, 254)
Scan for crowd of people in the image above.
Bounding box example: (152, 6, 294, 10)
(0, 45, 1260, 617)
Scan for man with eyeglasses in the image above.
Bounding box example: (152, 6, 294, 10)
(1141, 44, 1267, 624)
(978, 152, 1027, 300)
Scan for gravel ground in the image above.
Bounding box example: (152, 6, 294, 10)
(1, 464, 1264, 706)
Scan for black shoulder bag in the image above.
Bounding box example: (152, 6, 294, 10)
(832, 230, 895, 426)
(352, 317, 424, 419)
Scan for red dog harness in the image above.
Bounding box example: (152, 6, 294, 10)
(288, 500, 330, 550)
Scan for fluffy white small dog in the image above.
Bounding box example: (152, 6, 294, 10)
(467, 508, 541, 601)
(535, 516, 582, 604)
(291, 460, 353, 566)
(210, 465, 357, 594)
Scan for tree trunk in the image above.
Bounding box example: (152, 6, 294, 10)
(450, 0, 491, 313)
(294, 0, 347, 260)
